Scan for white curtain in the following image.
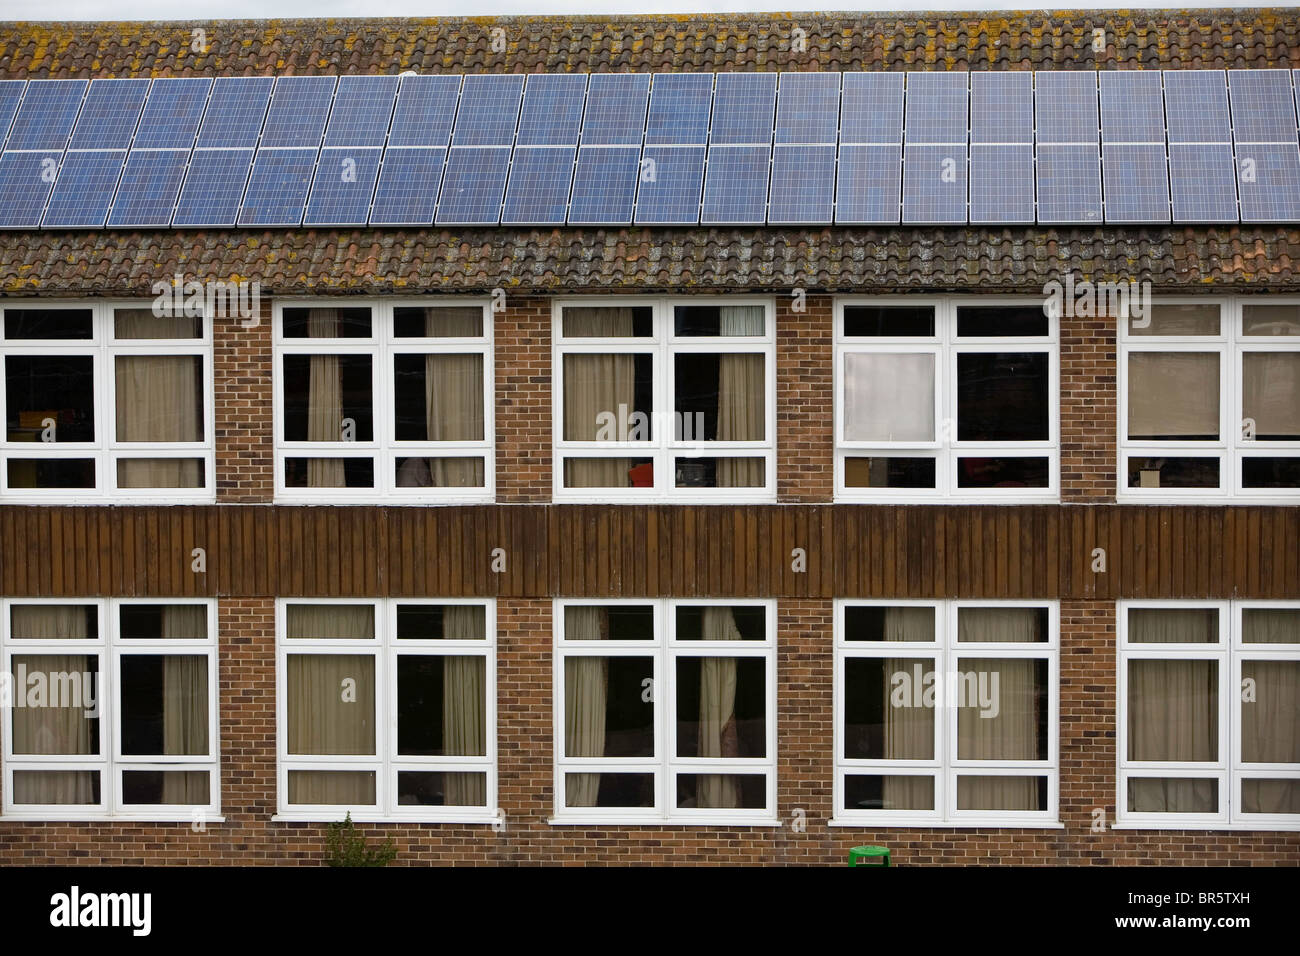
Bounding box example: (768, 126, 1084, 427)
(843, 352, 935, 442)
(564, 606, 608, 807)
(564, 308, 637, 488)
(307, 309, 345, 487)
(697, 607, 742, 808)
(715, 306, 765, 488)
(442, 607, 487, 806)
(1242, 352, 1300, 439)
(1128, 352, 1219, 438)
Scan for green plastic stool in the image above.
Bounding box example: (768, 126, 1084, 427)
(848, 845, 891, 867)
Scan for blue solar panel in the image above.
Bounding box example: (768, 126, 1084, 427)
(1099, 71, 1165, 143)
(238, 149, 317, 225)
(502, 146, 575, 224)
(304, 147, 382, 226)
(970, 144, 1034, 223)
(6, 79, 87, 151)
(68, 79, 149, 150)
(971, 71, 1032, 144)
(107, 150, 190, 227)
(775, 72, 839, 144)
(1236, 142, 1300, 221)
(194, 77, 273, 149)
(568, 147, 640, 224)
(1169, 143, 1239, 222)
(769, 144, 834, 223)
(902, 144, 968, 223)
(645, 73, 712, 145)
(369, 147, 446, 225)
(701, 145, 769, 224)
(709, 73, 776, 145)
(450, 75, 525, 146)
(43, 150, 128, 227)
(1036, 144, 1102, 223)
(131, 78, 212, 149)
(261, 76, 335, 148)
(0, 80, 26, 150)
(1035, 71, 1099, 143)
(322, 75, 399, 148)
(633, 145, 704, 224)
(841, 73, 903, 144)
(580, 74, 650, 146)
(904, 72, 968, 144)
(0, 152, 61, 227)
(835, 144, 900, 223)
(389, 75, 461, 147)
(172, 148, 255, 227)
(1102, 143, 1170, 222)
(1164, 70, 1231, 144)
(516, 74, 586, 146)
(436, 147, 511, 224)
(1228, 69, 1298, 144)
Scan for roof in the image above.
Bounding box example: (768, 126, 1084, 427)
(1, 11, 1298, 296)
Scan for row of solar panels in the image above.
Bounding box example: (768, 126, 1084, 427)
(1, 69, 1299, 229)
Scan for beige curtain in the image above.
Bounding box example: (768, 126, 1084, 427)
(1129, 608, 1218, 644)
(286, 603, 375, 640)
(161, 605, 210, 803)
(715, 306, 765, 488)
(1128, 352, 1219, 439)
(882, 605, 937, 810)
(287, 646, 375, 805)
(1242, 352, 1300, 439)
(697, 607, 742, 808)
(115, 352, 201, 488)
(423, 310, 484, 488)
(115, 307, 197, 340)
(563, 606, 608, 807)
(307, 309, 345, 487)
(442, 607, 487, 806)
(564, 308, 636, 488)
(11, 604, 89, 640)
(1243, 608, 1300, 644)
(1240, 660, 1299, 813)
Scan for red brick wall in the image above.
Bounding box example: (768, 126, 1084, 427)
(777, 294, 834, 502)
(494, 296, 552, 503)
(1060, 309, 1118, 503)
(214, 296, 274, 503)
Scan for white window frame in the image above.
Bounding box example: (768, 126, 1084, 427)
(1116, 599, 1300, 830)
(274, 597, 497, 823)
(551, 597, 778, 825)
(552, 297, 777, 503)
(833, 296, 1059, 503)
(272, 297, 494, 503)
(1118, 296, 1300, 503)
(832, 598, 1061, 828)
(0, 597, 220, 822)
(0, 299, 215, 503)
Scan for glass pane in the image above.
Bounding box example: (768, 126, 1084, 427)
(844, 774, 934, 811)
(396, 604, 486, 640)
(563, 457, 652, 488)
(285, 604, 375, 640)
(956, 306, 1048, 337)
(1130, 303, 1220, 336)
(957, 457, 1049, 488)
(281, 354, 373, 442)
(1241, 779, 1300, 813)
(396, 655, 486, 757)
(564, 656, 654, 757)
(12, 770, 100, 805)
(674, 456, 764, 488)
(121, 770, 210, 805)
(673, 305, 764, 336)
(675, 773, 766, 810)
(284, 457, 374, 489)
(1128, 352, 1219, 439)
(1242, 352, 1300, 440)
(119, 604, 208, 640)
(843, 657, 934, 759)
(564, 772, 654, 808)
(562, 306, 652, 338)
(844, 606, 935, 642)
(114, 356, 204, 443)
(9, 604, 97, 639)
(842, 306, 934, 337)
(286, 770, 376, 805)
(1242, 304, 1300, 336)
(281, 306, 372, 338)
(844, 455, 936, 489)
(10, 654, 99, 754)
(1243, 608, 1300, 644)
(1240, 660, 1299, 763)
(3, 308, 93, 340)
(957, 353, 1048, 441)
(393, 305, 482, 338)
(674, 353, 764, 441)
(843, 352, 934, 442)
(1128, 607, 1218, 643)
(286, 654, 376, 755)
(675, 657, 766, 759)
(565, 605, 654, 641)
(396, 770, 487, 807)
(957, 775, 1046, 811)
(675, 605, 765, 641)
(1242, 457, 1300, 488)
(1128, 659, 1218, 760)
(957, 607, 1048, 642)
(1127, 777, 1218, 812)
(5, 355, 94, 441)
(392, 353, 483, 441)
(1127, 456, 1219, 489)
(6, 458, 95, 489)
(563, 353, 652, 440)
(395, 456, 485, 488)
(956, 658, 1048, 760)
(117, 458, 204, 488)
(120, 655, 209, 756)
(114, 308, 202, 339)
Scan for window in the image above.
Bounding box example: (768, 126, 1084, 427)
(276, 598, 496, 822)
(1120, 298, 1300, 500)
(553, 299, 775, 500)
(274, 299, 493, 501)
(835, 600, 1059, 826)
(835, 298, 1058, 500)
(1, 598, 218, 820)
(553, 599, 776, 823)
(1, 301, 213, 501)
(1118, 601, 1300, 829)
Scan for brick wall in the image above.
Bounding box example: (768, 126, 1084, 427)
(494, 296, 552, 503)
(1060, 309, 1119, 503)
(777, 295, 835, 502)
(214, 296, 274, 503)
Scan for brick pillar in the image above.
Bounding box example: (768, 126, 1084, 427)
(218, 597, 278, 825)
(495, 296, 552, 503)
(214, 296, 274, 502)
(777, 293, 834, 502)
(1060, 309, 1117, 503)
(1058, 599, 1117, 846)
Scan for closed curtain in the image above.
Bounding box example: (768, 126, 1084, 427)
(1240, 659, 1300, 813)
(1242, 352, 1300, 439)
(1128, 352, 1219, 438)
(564, 309, 636, 487)
(162, 605, 210, 803)
(843, 352, 935, 442)
(307, 309, 345, 487)
(10, 605, 95, 804)
(715, 306, 765, 488)
(442, 607, 487, 806)
(563, 606, 608, 807)
(698, 606, 742, 809)
(425, 309, 484, 488)
(115, 309, 201, 489)
(882, 607, 937, 810)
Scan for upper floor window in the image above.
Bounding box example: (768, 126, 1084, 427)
(1120, 299, 1300, 501)
(834, 298, 1058, 501)
(553, 299, 775, 501)
(274, 299, 493, 502)
(1, 302, 213, 501)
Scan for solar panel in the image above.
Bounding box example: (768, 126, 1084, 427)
(1100, 71, 1165, 144)
(775, 72, 840, 145)
(437, 75, 523, 225)
(1098, 72, 1170, 222)
(969, 72, 1033, 223)
(260, 76, 336, 148)
(769, 73, 838, 224)
(636, 73, 712, 225)
(0, 152, 63, 228)
(0, 80, 26, 150)
(130, 77, 212, 149)
(971, 71, 1032, 145)
(501, 75, 585, 225)
(1164, 70, 1231, 144)
(515, 74, 586, 146)
(369, 147, 446, 226)
(67, 78, 149, 150)
(194, 77, 273, 149)
(304, 147, 382, 226)
(568, 74, 648, 225)
(1228, 69, 1300, 222)
(388, 75, 461, 147)
(579, 73, 650, 146)
(42, 150, 129, 227)
(645, 73, 712, 145)
(702, 73, 774, 224)
(902, 73, 968, 224)
(840, 72, 903, 144)
(1034, 71, 1102, 223)
(1163, 71, 1238, 223)
(837, 74, 903, 224)
(239, 149, 318, 226)
(107, 150, 192, 227)
(322, 75, 398, 148)
(5, 79, 87, 151)
(450, 74, 525, 146)
(904, 72, 968, 145)
(1227, 69, 1298, 144)
(172, 148, 256, 227)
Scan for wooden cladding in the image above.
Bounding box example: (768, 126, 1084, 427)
(0, 505, 1295, 600)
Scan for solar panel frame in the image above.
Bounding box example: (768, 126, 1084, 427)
(767, 73, 838, 225)
(568, 74, 649, 225)
(701, 73, 774, 225)
(578, 73, 650, 146)
(836, 74, 903, 224)
(635, 73, 712, 225)
(902, 72, 968, 224)
(840, 72, 904, 145)
(970, 71, 1033, 145)
(259, 75, 337, 148)
(1099, 70, 1165, 144)
(66, 78, 150, 150)
(0, 151, 66, 228)
(1034, 71, 1103, 224)
(1163, 70, 1238, 223)
(388, 74, 462, 147)
(1229, 68, 1300, 223)
(1227, 68, 1298, 145)
(129, 77, 213, 150)
(436, 146, 514, 225)
(1097, 73, 1170, 222)
(1234, 141, 1300, 222)
(644, 72, 712, 146)
(774, 72, 840, 145)
(1164, 70, 1231, 145)
(707, 73, 777, 146)
(449, 74, 525, 147)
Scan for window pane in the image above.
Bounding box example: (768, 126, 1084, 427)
(675, 773, 766, 809)
(1243, 608, 1300, 644)
(1242, 457, 1300, 489)
(564, 656, 654, 758)
(119, 604, 208, 640)
(286, 654, 375, 755)
(114, 308, 202, 339)
(674, 305, 764, 336)
(843, 657, 934, 759)
(396, 604, 486, 640)
(393, 305, 482, 338)
(842, 306, 934, 337)
(1127, 777, 1217, 812)
(675, 657, 766, 759)
(956, 306, 1048, 337)
(957, 775, 1046, 811)
(5, 354, 95, 441)
(674, 353, 764, 441)
(392, 353, 483, 442)
(675, 605, 765, 641)
(957, 606, 1048, 642)
(281, 306, 372, 338)
(9, 603, 97, 639)
(1242, 304, 1300, 336)
(396, 770, 487, 807)
(395, 456, 485, 488)
(117, 458, 205, 488)
(6, 458, 95, 489)
(11, 770, 100, 805)
(121, 770, 210, 805)
(1127, 456, 1219, 489)
(1128, 352, 1219, 439)
(119, 655, 209, 756)
(1242, 352, 1300, 440)
(1241, 779, 1300, 813)
(844, 455, 936, 489)
(284, 457, 374, 488)
(1129, 303, 1220, 336)
(565, 605, 654, 641)
(286, 770, 375, 805)
(957, 353, 1048, 441)
(843, 353, 934, 442)
(563, 457, 653, 488)
(286, 604, 375, 640)
(564, 772, 654, 808)
(562, 353, 652, 441)
(844, 606, 935, 642)
(1240, 660, 1299, 764)
(844, 773, 934, 811)
(1128, 608, 1218, 643)
(396, 655, 486, 757)
(4, 308, 93, 340)
(1127, 659, 1218, 761)
(281, 354, 373, 442)
(115, 356, 203, 442)
(10, 654, 99, 754)
(674, 456, 764, 488)
(956, 456, 1049, 488)
(562, 306, 652, 338)
(956, 658, 1048, 760)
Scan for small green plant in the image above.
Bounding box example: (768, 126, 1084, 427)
(325, 812, 397, 867)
